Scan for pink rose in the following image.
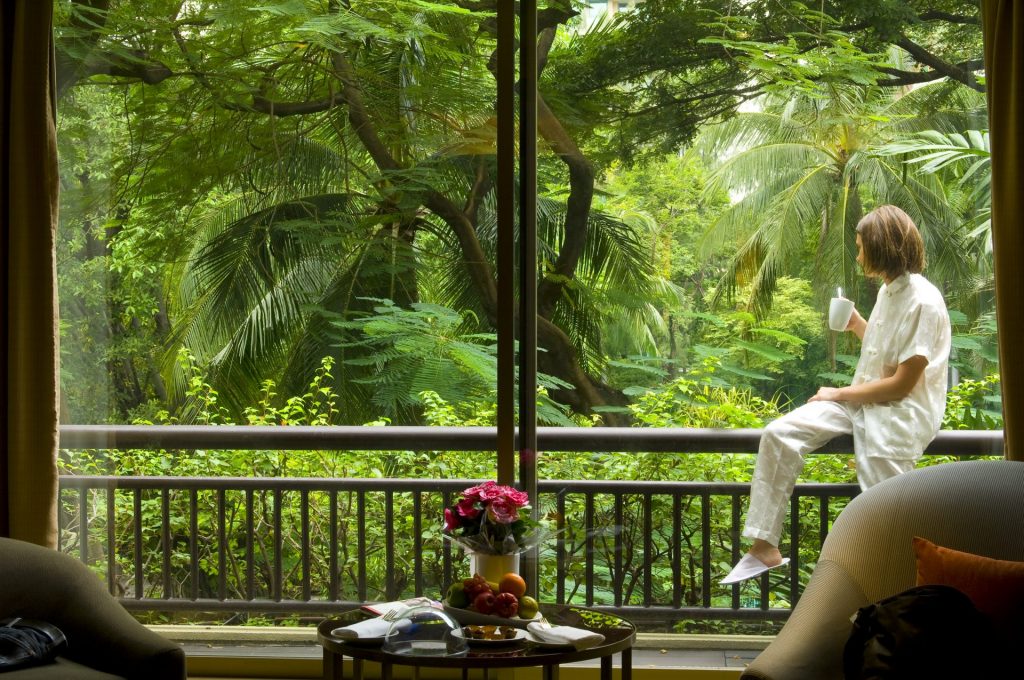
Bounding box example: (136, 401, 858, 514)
(456, 498, 481, 519)
(443, 507, 461, 532)
(476, 482, 504, 502)
(499, 486, 529, 507)
(462, 481, 497, 502)
(487, 498, 519, 524)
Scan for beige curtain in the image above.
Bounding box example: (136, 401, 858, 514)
(0, 1, 60, 545)
(982, 2, 1024, 461)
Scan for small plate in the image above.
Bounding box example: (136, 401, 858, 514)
(454, 627, 528, 646)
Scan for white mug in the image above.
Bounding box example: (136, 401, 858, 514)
(828, 297, 855, 331)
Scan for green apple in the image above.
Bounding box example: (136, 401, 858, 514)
(446, 581, 468, 608)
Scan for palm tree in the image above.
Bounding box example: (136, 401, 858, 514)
(141, 2, 672, 424)
(169, 139, 666, 423)
(875, 128, 995, 376)
(693, 82, 984, 317)
(876, 128, 992, 296)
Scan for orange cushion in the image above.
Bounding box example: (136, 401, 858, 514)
(913, 536, 1024, 627)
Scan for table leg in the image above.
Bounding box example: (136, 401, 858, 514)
(323, 650, 337, 680)
(621, 648, 632, 680)
(543, 663, 559, 680)
(601, 655, 612, 680)
(382, 661, 393, 680)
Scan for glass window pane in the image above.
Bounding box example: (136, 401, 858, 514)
(55, 0, 502, 430)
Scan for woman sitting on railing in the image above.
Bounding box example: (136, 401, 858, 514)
(722, 205, 951, 585)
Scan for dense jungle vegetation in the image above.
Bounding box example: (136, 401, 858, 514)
(53, 0, 1001, 627)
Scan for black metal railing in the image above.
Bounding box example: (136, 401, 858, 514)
(57, 426, 1003, 630)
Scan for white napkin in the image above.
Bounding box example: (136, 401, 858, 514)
(331, 617, 409, 641)
(526, 622, 605, 650)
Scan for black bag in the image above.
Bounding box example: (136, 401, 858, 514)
(0, 617, 67, 673)
(842, 584, 996, 679)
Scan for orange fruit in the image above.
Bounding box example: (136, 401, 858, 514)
(498, 572, 527, 598)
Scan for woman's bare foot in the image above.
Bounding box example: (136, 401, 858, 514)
(748, 539, 783, 567)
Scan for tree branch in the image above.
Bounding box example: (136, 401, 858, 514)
(57, 1, 211, 97)
(535, 94, 595, 318)
(223, 94, 345, 116)
(536, 27, 556, 76)
(895, 37, 983, 91)
(876, 59, 984, 88)
(329, 49, 499, 314)
(533, 29, 593, 318)
(329, 51, 402, 174)
(71, 53, 176, 87)
(480, 23, 626, 422)
(463, 158, 491, 224)
(56, 0, 112, 98)
(536, 316, 630, 419)
(917, 11, 979, 25)
(615, 81, 763, 124)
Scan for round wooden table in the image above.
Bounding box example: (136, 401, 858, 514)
(317, 604, 635, 680)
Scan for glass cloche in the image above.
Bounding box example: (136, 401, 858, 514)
(382, 605, 468, 657)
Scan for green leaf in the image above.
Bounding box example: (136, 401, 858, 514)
(717, 363, 773, 381)
(730, 339, 794, 362)
(947, 309, 969, 325)
(951, 335, 982, 351)
(748, 327, 807, 346)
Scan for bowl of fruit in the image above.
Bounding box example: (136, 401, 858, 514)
(443, 572, 541, 628)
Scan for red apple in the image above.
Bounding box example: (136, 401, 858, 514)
(473, 591, 496, 614)
(492, 592, 519, 618)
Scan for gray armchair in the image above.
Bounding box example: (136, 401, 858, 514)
(741, 459, 1024, 679)
(0, 537, 185, 679)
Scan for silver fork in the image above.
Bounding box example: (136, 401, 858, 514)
(380, 607, 403, 621)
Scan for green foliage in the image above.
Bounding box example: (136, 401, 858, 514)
(331, 299, 498, 420)
(942, 374, 1002, 430)
(541, 0, 752, 165)
(53, 0, 996, 428)
(243, 356, 340, 426)
(628, 360, 782, 429)
(875, 129, 994, 318)
(701, 7, 891, 97)
(330, 299, 577, 425)
(598, 154, 728, 291)
(693, 80, 983, 319)
(594, 154, 729, 382)
(948, 309, 999, 379)
(692, 277, 829, 400)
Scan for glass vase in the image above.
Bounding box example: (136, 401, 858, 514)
(468, 551, 520, 583)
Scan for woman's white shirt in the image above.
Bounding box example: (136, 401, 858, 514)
(852, 273, 951, 459)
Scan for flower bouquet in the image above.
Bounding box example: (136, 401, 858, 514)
(442, 481, 545, 556)
(441, 481, 547, 622)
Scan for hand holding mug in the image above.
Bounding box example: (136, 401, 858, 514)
(828, 296, 855, 332)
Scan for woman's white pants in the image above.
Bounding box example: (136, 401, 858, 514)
(742, 400, 916, 546)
